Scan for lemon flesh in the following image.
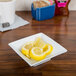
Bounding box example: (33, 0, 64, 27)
(21, 42, 33, 58)
(30, 47, 46, 61)
(33, 37, 46, 49)
(43, 44, 53, 55)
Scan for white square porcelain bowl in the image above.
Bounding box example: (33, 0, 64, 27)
(8, 33, 67, 67)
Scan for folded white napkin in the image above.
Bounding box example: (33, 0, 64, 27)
(0, 15, 29, 32)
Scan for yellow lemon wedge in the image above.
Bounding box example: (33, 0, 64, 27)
(30, 47, 46, 61)
(43, 44, 53, 55)
(33, 37, 46, 49)
(21, 42, 34, 58)
(21, 37, 53, 61)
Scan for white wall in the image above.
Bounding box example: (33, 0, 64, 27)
(16, 0, 76, 11)
(69, 0, 76, 10)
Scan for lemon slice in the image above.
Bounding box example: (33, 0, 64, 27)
(30, 47, 46, 61)
(34, 37, 46, 49)
(21, 42, 33, 58)
(43, 44, 53, 55)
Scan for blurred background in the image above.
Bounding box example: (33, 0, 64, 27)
(16, 0, 76, 11)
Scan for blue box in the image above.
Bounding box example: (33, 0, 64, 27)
(31, 4, 55, 21)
